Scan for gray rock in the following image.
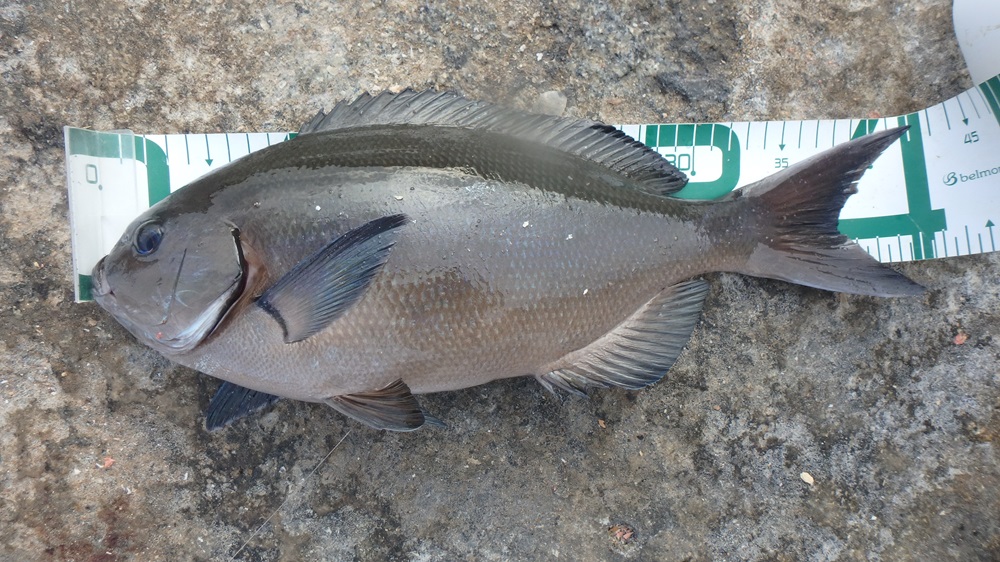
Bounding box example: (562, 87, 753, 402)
(532, 90, 569, 115)
(1, 0, 995, 560)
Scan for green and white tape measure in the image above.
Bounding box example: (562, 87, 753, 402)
(64, 72, 1000, 302)
(631, 73, 1000, 263)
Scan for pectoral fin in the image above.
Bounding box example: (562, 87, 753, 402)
(257, 214, 408, 343)
(205, 381, 281, 431)
(537, 279, 709, 396)
(325, 380, 440, 431)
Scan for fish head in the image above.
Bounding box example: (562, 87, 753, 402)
(92, 206, 245, 356)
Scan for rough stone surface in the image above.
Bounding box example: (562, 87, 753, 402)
(2, 0, 996, 560)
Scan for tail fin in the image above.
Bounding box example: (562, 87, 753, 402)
(737, 126, 923, 297)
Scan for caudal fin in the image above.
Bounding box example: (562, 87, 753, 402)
(737, 126, 923, 297)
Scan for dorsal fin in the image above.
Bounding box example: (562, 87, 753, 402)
(299, 89, 688, 197)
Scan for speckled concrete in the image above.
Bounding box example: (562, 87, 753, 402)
(1, 0, 996, 560)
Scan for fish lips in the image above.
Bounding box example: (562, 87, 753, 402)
(91, 256, 112, 299)
(91, 254, 245, 355)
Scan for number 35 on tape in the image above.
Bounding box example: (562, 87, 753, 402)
(65, 74, 1000, 302)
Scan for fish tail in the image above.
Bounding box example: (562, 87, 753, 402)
(735, 126, 923, 297)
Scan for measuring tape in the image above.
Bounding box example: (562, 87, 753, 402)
(64, 72, 1000, 302)
(633, 72, 1000, 263)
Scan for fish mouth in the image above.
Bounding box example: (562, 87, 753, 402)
(91, 256, 112, 300)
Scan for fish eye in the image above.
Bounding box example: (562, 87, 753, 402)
(133, 221, 164, 256)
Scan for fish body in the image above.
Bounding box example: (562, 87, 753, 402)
(91, 91, 921, 430)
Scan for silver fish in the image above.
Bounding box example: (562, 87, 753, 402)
(91, 90, 922, 431)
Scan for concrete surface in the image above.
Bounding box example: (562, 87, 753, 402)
(1, 0, 997, 560)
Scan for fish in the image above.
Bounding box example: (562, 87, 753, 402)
(90, 90, 923, 431)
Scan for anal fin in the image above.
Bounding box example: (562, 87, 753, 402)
(205, 381, 282, 431)
(537, 279, 709, 396)
(325, 379, 436, 431)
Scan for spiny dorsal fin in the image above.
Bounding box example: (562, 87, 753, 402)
(536, 279, 709, 396)
(299, 89, 688, 197)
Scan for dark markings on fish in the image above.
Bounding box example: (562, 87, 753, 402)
(256, 214, 409, 343)
(537, 279, 710, 396)
(162, 248, 187, 325)
(324, 379, 430, 431)
(205, 381, 281, 431)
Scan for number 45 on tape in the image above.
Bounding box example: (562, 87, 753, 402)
(65, 74, 1000, 302)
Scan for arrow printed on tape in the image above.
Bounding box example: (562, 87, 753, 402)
(65, 74, 1000, 302)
